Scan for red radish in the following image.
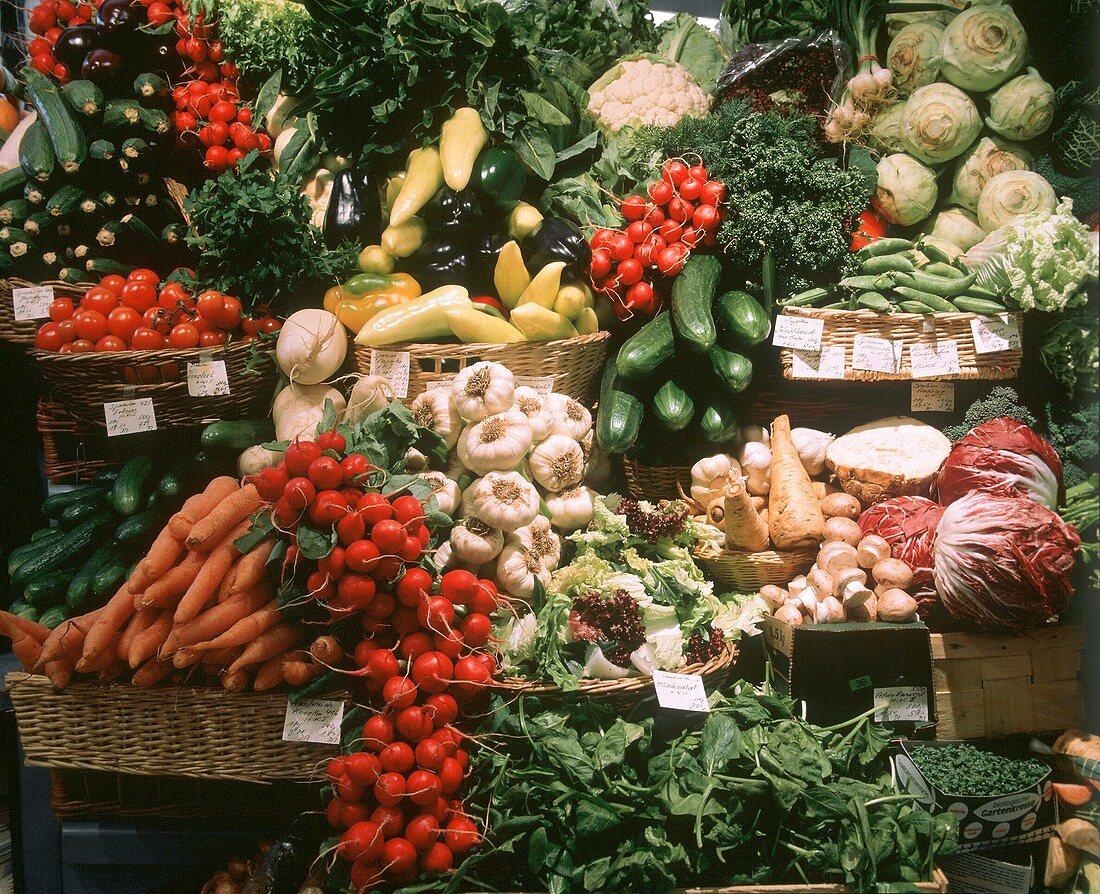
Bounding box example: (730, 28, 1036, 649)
(346, 752, 383, 786)
(445, 816, 480, 855)
(657, 243, 689, 276)
(337, 573, 376, 609)
(680, 226, 704, 249)
(362, 714, 396, 751)
(688, 164, 708, 181)
(433, 629, 464, 659)
(370, 805, 404, 838)
(339, 821, 384, 862)
(337, 513, 366, 545)
(438, 757, 464, 795)
(644, 205, 665, 227)
(342, 453, 371, 484)
(396, 706, 434, 742)
(357, 492, 393, 524)
(391, 606, 421, 637)
(334, 776, 364, 802)
(382, 676, 417, 711)
(371, 519, 406, 555)
(617, 258, 643, 286)
(440, 570, 479, 605)
(662, 160, 689, 185)
(308, 456, 344, 491)
(666, 196, 693, 222)
(316, 429, 346, 453)
(305, 571, 333, 601)
(373, 772, 406, 806)
(365, 591, 396, 618)
(620, 194, 648, 220)
(395, 568, 433, 607)
(350, 859, 382, 890)
(473, 652, 498, 677)
(415, 737, 447, 772)
(656, 219, 683, 243)
(285, 441, 322, 476)
(417, 596, 455, 633)
(590, 228, 616, 250)
(678, 177, 703, 201)
(283, 477, 315, 510)
(461, 613, 492, 647)
(625, 281, 659, 315)
(411, 651, 453, 694)
(346, 540, 381, 573)
(381, 837, 417, 875)
(364, 649, 399, 685)
(420, 841, 454, 873)
(379, 741, 416, 774)
(425, 694, 459, 726)
(341, 801, 372, 829)
(625, 220, 653, 244)
(309, 490, 347, 526)
(405, 813, 440, 851)
(432, 727, 461, 754)
(391, 496, 424, 531)
(255, 465, 288, 501)
(354, 640, 379, 666)
(700, 180, 727, 206)
(467, 579, 498, 615)
(588, 248, 612, 280)
(692, 203, 720, 232)
(606, 231, 633, 262)
(455, 748, 470, 772)
(407, 769, 443, 806)
(452, 656, 492, 699)
(399, 535, 422, 562)
(648, 179, 673, 205)
(326, 756, 349, 783)
(398, 631, 433, 661)
(425, 796, 450, 822)
(375, 555, 403, 581)
(326, 797, 345, 828)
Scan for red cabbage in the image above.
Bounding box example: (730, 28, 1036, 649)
(859, 496, 945, 618)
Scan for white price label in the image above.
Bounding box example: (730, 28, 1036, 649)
(942, 854, 1034, 894)
(282, 698, 344, 745)
(772, 314, 824, 352)
(851, 335, 902, 374)
(873, 686, 929, 722)
(425, 375, 457, 392)
(911, 381, 955, 413)
(970, 316, 1021, 354)
(104, 398, 157, 437)
(369, 350, 411, 399)
(790, 345, 846, 380)
(186, 360, 230, 397)
(514, 375, 555, 396)
(12, 285, 55, 322)
(652, 671, 710, 713)
(908, 340, 961, 378)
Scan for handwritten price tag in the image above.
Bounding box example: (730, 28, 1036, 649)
(911, 381, 955, 413)
(425, 375, 457, 392)
(369, 350, 411, 399)
(790, 345, 846, 380)
(514, 375, 555, 396)
(186, 360, 230, 397)
(909, 340, 961, 378)
(282, 698, 344, 745)
(851, 335, 902, 374)
(873, 686, 929, 723)
(970, 315, 1021, 354)
(12, 285, 54, 321)
(652, 671, 710, 713)
(104, 398, 157, 437)
(772, 314, 824, 352)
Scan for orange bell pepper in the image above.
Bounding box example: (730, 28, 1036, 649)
(325, 272, 421, 333)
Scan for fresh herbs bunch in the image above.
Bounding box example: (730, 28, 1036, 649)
(908, 744, 1047, 797)
(206, 0, 324, 92)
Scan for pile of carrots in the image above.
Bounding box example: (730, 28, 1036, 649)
(2, 476, 320, 692)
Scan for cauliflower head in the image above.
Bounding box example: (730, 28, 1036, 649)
(587, 56, 709, 133)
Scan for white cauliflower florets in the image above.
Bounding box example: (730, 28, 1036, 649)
(587, 57, 709, 133)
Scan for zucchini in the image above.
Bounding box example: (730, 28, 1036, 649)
(0, 165, 26, 199)
(66, 539, 118, 608)
(200, 419, 275, 451)
(138, 107, 169, 135)
(46, 183, 87, 218)
(97, 189, 118, 210)
(24, 181, 47, 206)
(103, 99, 143, 129)
(0, 226, 34, 248)
(10, 511, 114, 591)
(58, 266, 84, 284)
(670, 254, 720, 353)
(133, 72, 169, 101)
(161, 222, 186, 244)
(708, 346, 753, 394)
(86, 257, 135, 276)
(23, 211, 49, 235)
(0, 198, 27, 225)
(121, 137, 150, 160)
(97, 219, 123, 247)
(121, 213, 158, 241)
(114, 509, 157, 543)
(715, 290, 770, 347)
(62, 79, 105, 117)
(23, 67, 87, 174)
(699, 396, 739, 444)
(651, 381, 694, 431)
(89, 139, 115, 161)
(595, 356, 643, 454)
(39, 605, 69, 629)
(79, 194, 102, 216)
(112, 455, 155, 516)
(19, 118, 56, 183)
(23, 571, 70, 609)
(616, 311, 675, 382)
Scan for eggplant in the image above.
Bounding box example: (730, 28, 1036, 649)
(322, 168, 381, 249)
(520, 217, 591, 273)
(422, 187, 483, 234)
(52, 24, 100, 73)
(97, 0, 145, 32)
(81, 48, 122, 85)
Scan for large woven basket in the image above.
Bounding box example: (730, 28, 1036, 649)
(694, 545, 817, 591)
(6, 673, 341, 782)
(0, 278, 90, 344)
(31, 339, 278, 431)
(622, 457, 692, 501)
(38, 397, 119, 484)
(777, 307, 1023, 381)
(353, 331, 610, 404)
(492, 643, 738, 709)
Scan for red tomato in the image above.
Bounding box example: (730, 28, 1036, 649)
(213, 294, 242, 330)
(73, 309, 107, 341)
(128, 268, 159, 285)
(99, 274, 126, 297)
(49, 297, 74, 321)
(198, 330, 226, 347)
(94, 335, 125, 351)
(195, 290, 225, 319)
(81, 285, 117, 315)
(35, 323, 64, 351)
(70, 338, 95, 353)
(56, 318, 76, 343)
(120, 281, 157, 313)
(168, 323, 199, 348)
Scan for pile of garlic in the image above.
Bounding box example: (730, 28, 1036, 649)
(409, 361, 603, 600)
(765, 507, 920, 626)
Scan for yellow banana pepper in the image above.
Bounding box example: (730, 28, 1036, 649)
(439, 107, 488, 192)
(324, 272, 422, 333)
(389, 147, 444, 227)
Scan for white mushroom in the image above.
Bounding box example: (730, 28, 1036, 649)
(856, 535, 891, 569)
(822, 547, 860, 577)
(848, 594, 877, 622)
(807, 567, 834, 602)
(835, 568, 873, 609)
(877, 588, 919, 623)
(788, 575, 809, 597)
(815, 595, 846, 624)
(823, 516, 863, 546)
(872, 558, 914, 590)
(774, 603, 804, 625)
(759, 585, 787, 612)
(820, 492, 862, 520)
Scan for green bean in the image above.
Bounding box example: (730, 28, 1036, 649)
(898, 300, 939, 314)
(893, 286, 958, 313)
(856, 291, 893, 313)
(922, 262, 965, 279)
(839, 274, 896, 291)
(860, 253, 915, 275)
(916, 241, 953, 264)
(952, 295, 1009, 315)
(855, 237, 914, 259)
(895, 269, 977, 297)
(780, 287, 831, 307)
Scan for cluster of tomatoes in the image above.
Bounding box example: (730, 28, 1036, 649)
(588, 158, 727, 320)
(252, 440, 492, 889)
(26, 0, 96, 81)
(33, 268, 279, 353)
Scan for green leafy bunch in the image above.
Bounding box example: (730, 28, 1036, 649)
(206, 0, 324, 93)
(719, 0, 830, 51)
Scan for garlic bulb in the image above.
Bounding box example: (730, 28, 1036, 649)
(410, 389, 462, 449)
(507, 516, 562, 571)
(464, 471, 540, 532)
(512, 386, 552, 442)
(738, 441, 772, 496)
(457, 411, 533, 475)
(431, 540, 463, 572)
(529, 434, 584, 492)
(690, 453, 741, 505)
(545, 485, 597, 531)
(417, 471, 460, 516)
(450, 517, 505, 565)
(346, 374, 395, 424)
(581, 432, 613, 489)
(495, 543, 550, 599)
(789, 428, 834, 477)
(546, 393, 592, 441)
(451, 361, 515, 422)
(733, 424, 769, 452)
(404, 447, 428, 473)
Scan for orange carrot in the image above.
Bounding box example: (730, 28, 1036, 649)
(221, 668, 250, 691)
(1, 612, 50, 643)
(129, 609, 174, 668)
(117, 608, 158, 665)
(135, 530, 184, 587)
(253, 652, 288, 691)
(167, 476, 239, 540)
(174, 520, 251, 624)
(98, 657, 125, 683)
(165, 585, 270, 654)
(35, 608, 103, 671)
(199, 647, 239, 672)
(44, 655, 76, 690)
(227, 623, 306, 675)
(229, 538, 275, 598)
(217, 563, 237, 602)
(137, 551, 204, 608)
(79, 634, 121, 673)
(0, 613, 43, 670)
(132, 657, 174, 688)
(171, 647, 204, 669)
(192, 598, 282, 653)
(282, 658, 322, 687)
(78, 585, 135, 671)
(186, 483, 261, 553)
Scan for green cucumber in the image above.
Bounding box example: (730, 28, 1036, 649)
(859, 253, 914, 275)
(46, 183, 87, 218)
(23, 571, 70, 609)
(31, 526, 59, 541)
(92, 558, 128, 599)
(103, 99, 143, 129)
(41, 484, 108, 518)
(0, 165, 26, 199)
(111, 455, 155, 516)
(8, 529, 64, 572)
(62, 79, 105, 117)
(708, 346, 753, 394)
(10, 511, 114, 591)
(200, 419, 275, 451)
(670, 254, 720, 353)
(595, 356, 643, 454)
(952, 296, 1009, 315)
(855, 237, 913, 259)
(616, 311, 675, 381)
(10, 601, 39, 622)
(651, 381, 694, 431)
(114, 509, 157, 543)
(699, 397, 739, 444)
(39, 605, 69, 629)
(89, 139, 115, 161)
(66, 540, 118, 609)
(23, 67, 87, 174)
(715, 290, 770, 347)
(19, 118, 56, 183)
(60, 497, 110, 530)
(893, 286, 957, 313)
(154, 467, 184, 501)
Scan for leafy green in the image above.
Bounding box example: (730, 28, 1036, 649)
(718, 0, 831, 51)
(205, 0, 323, 92)
(657, 13, 728, 95)
(1040, 311, 1099, 396)
(941, 385, 1036, 443)
(1043, 398, 1099, 490)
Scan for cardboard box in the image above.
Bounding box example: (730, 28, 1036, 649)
(893, 740, 1056, 854)
(763, 617, 935, 731)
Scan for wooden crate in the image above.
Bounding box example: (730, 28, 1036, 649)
(931, 626, 1085, 739)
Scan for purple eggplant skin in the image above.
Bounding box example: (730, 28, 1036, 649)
(97, 0, 146, 32)
(53, 24, 100, 73)
(81, 48, 122, 84)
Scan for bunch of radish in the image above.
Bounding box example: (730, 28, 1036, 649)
(588, 158, 727, 320)
(26, 0, 97, 81)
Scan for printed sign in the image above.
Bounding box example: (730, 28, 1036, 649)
(104, 398, 157, 436)
(282, 698, 345, 745)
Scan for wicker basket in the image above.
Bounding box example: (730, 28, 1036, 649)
(931, 625, 1085, 740)
(622, 456, 692, 501)
(353, 331, 610, 404)
(6, 673, 341, 782)
(777, 307, 1023, 381)
(492, 643, 738, 708)
(0, 278, 90, 345)
(38, 397, 120, 484)
(31, 339, 278, 431)
(693, 545, 817, 591)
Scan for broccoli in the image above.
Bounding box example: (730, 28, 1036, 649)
(943, 386, 1036, 442)
(1044, 400, 1100, 489)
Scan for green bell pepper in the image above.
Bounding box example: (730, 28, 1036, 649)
(474, 145, 526, 208)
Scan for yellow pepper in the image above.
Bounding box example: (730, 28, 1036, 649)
(439, 107, 488, 192)
(324, 272, 422, 333)
(389, 146, 444, 227)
